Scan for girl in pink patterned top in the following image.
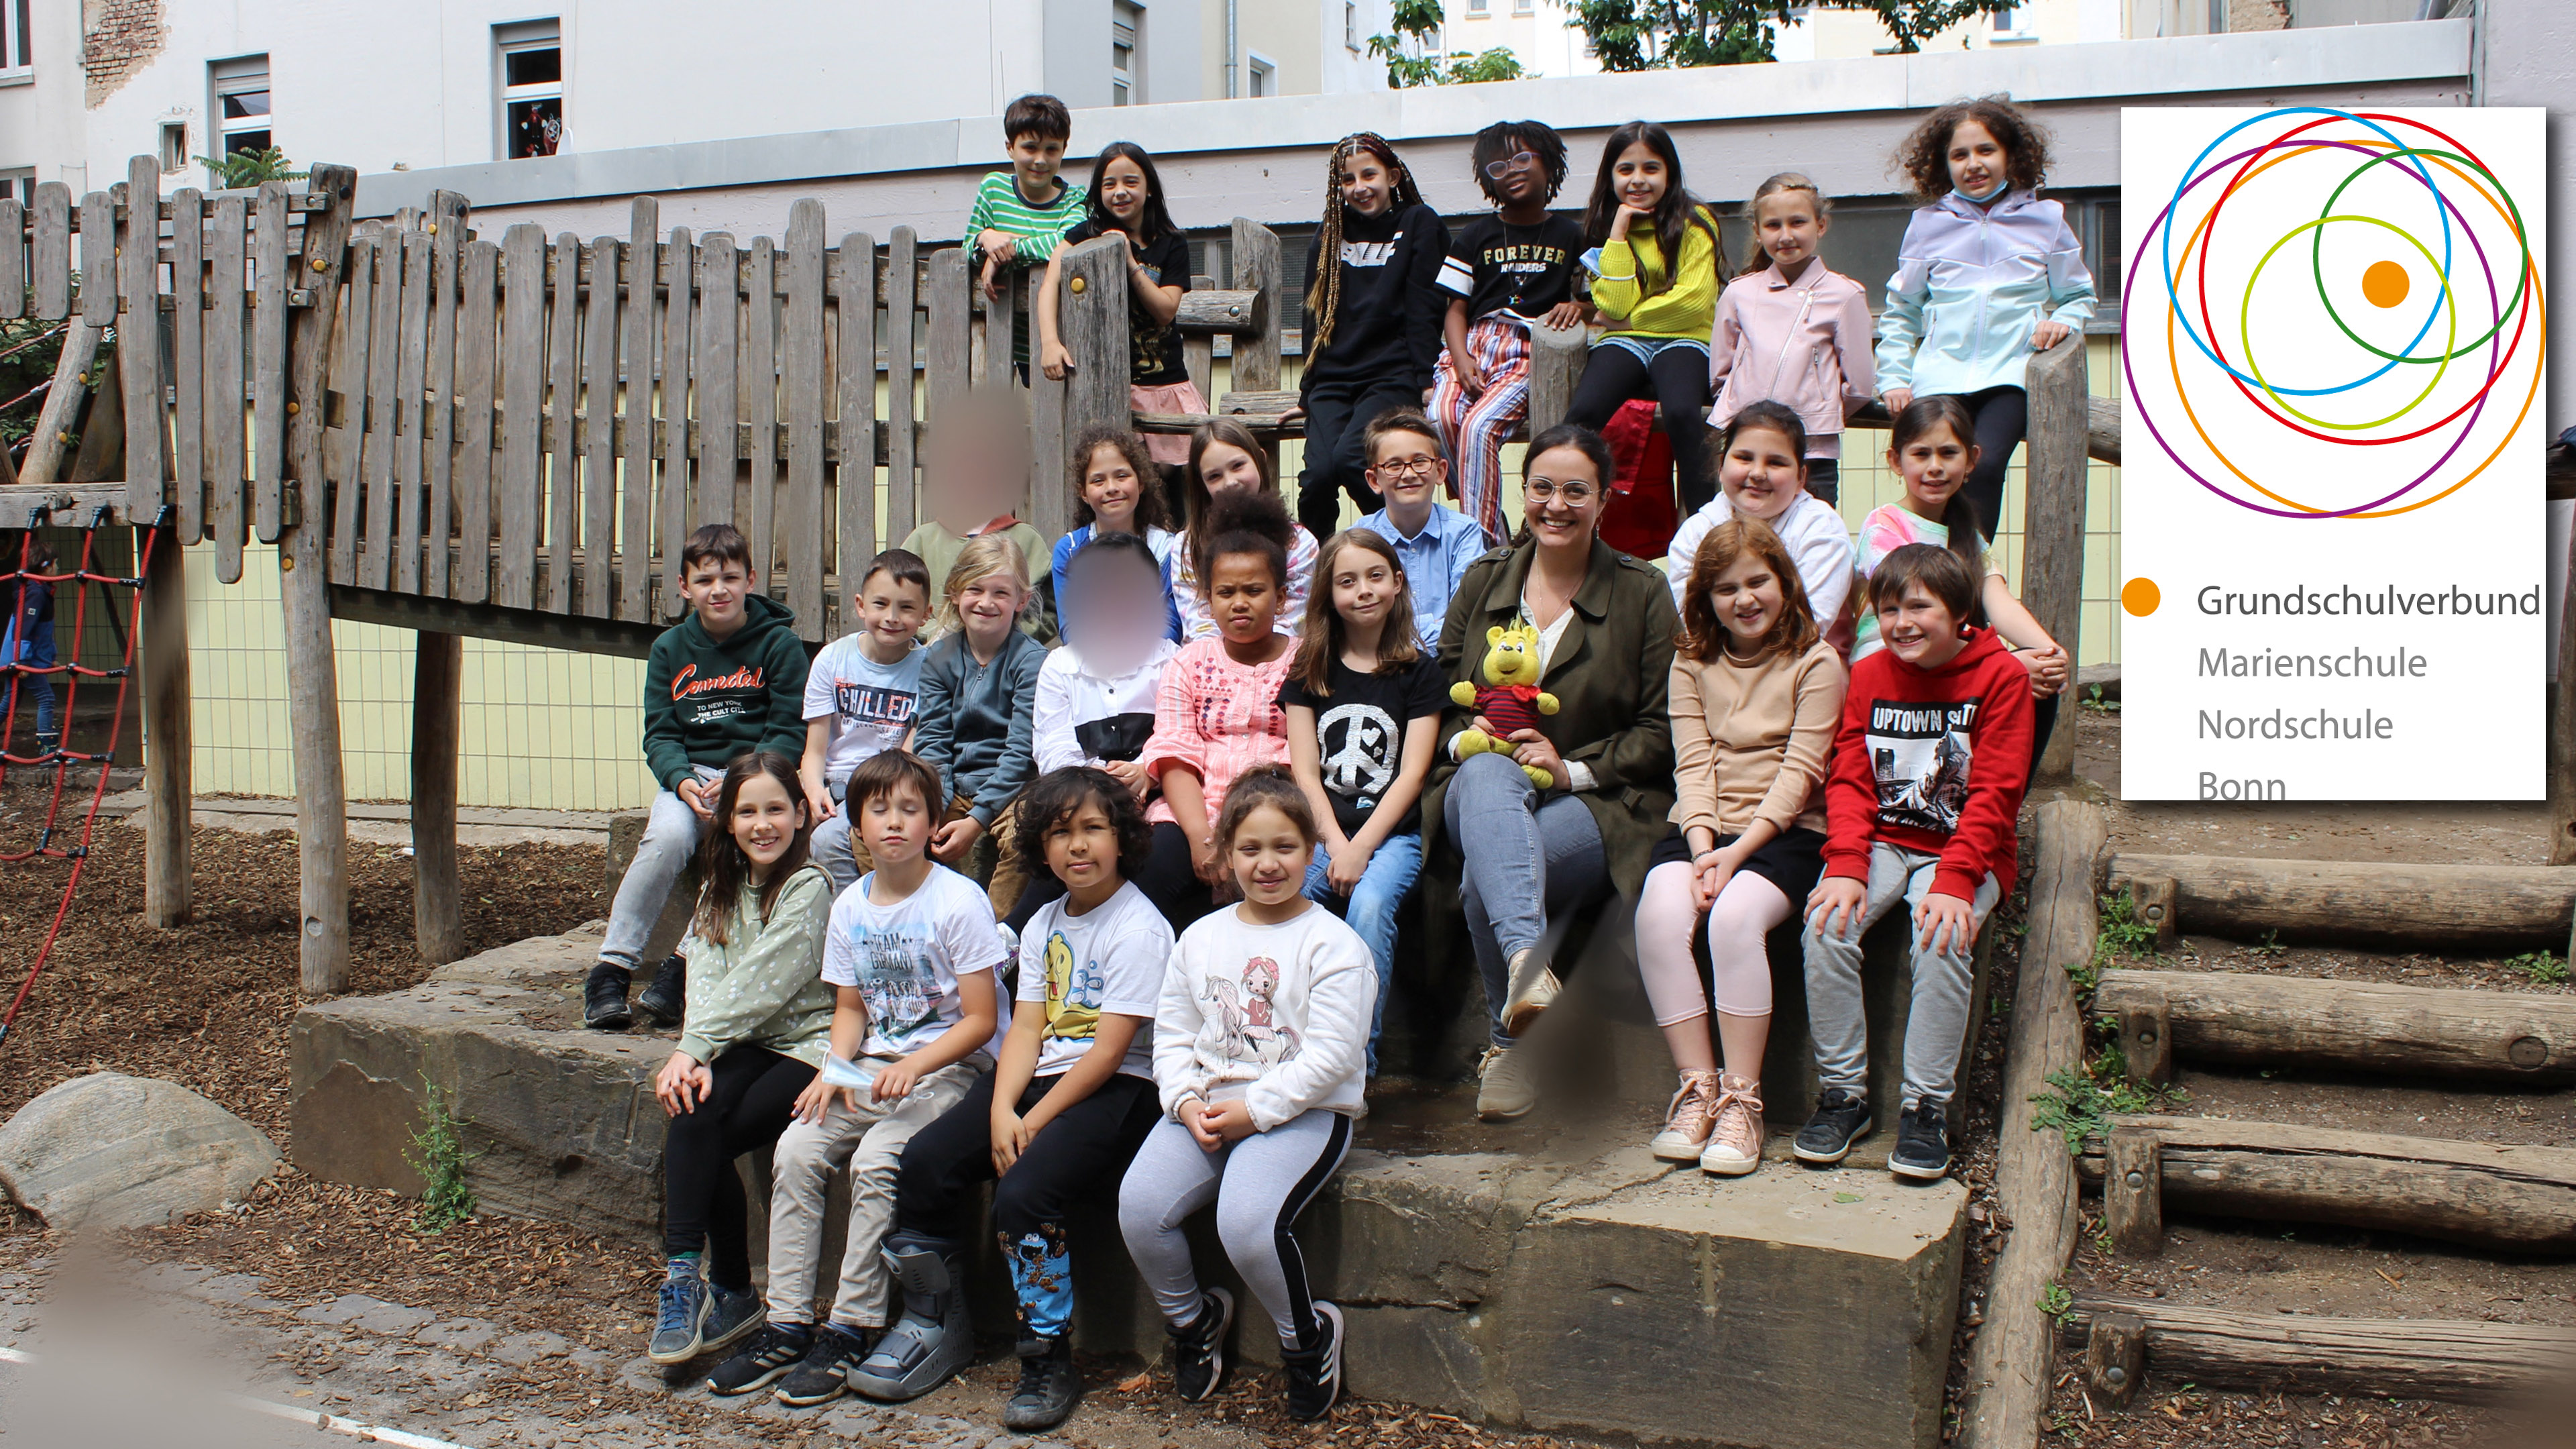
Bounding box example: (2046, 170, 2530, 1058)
(1139, 489, 1301, 928)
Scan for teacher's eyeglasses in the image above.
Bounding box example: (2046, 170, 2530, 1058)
(1523, 478, 1597, 503)
(1483, 151, 1540, 180)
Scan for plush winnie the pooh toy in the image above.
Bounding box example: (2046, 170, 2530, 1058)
(1450, 621, 1560, 788)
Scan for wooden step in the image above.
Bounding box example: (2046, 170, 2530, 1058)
(2079, 1113, 2576, 1254)
(2057, 1292, 2576, 1403)
(2106, 853, 2576, 949)
(2096, 968, 2576, 1085)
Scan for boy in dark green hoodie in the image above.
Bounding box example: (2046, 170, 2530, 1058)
(588, 525, 812, 1030)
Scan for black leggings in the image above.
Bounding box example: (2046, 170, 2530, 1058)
(663, 1044, 815, 1287)
(1804, 457, 1840, 508)
(1566, 345, 1715, 513)
(1954, 384, 2028, 535)
(1136, 820, 1219, 932)
(1299, 376, 1426, 537)
(894, 1070, 1163, 1243)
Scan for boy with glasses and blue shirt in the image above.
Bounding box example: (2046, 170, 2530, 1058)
(1351, 410, 1488, 647)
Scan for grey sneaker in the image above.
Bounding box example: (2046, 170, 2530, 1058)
(1792, 1089, 1873, 1165)
(646, 1257, 710, 1364)
(1475, 1044, 1540, 1122)
(1499, 947, 1560, 1038)
(1890, 1100, 1952, 1181)
(702, 1284, 764, 1358)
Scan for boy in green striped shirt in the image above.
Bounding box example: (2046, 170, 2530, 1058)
(971, 93, 1086, 368)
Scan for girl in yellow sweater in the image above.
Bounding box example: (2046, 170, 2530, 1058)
(1566, 121, 1728, 513)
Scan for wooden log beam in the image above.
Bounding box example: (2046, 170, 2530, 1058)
(140, 518, 191, 928)
(17, 318, 99, 488)
(1956, 798, 2104, 1449)
(2095, 967, 2576, 1083)
(411, 631, 465, 965)
(0, 486, 138, 525)
(2081, 1113, 2576, 1252)
(1845, 391, 2120, 466)
(1171, 288, 1263, 336)
(2055, 1293, 2576, 1403)
(2021, 338, 2087, 783)
(2106, 851, 2576, 949)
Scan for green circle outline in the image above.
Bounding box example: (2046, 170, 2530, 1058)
(2306, 144, 2530, 365)
(2243, 214, 2455, 431)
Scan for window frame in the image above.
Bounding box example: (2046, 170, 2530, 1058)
(1344, 1, 1360, 53)
(209, 55, 274, 161)
(1, 0, 31, 79)
(1990, 4, 2041, 40)
(0, 170, 34, 207)
(495, 19, 565, 161)
(1246, 50, 1275, 97)
(1111, 0, 1140, 107)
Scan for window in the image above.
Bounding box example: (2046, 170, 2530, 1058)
(496, 20, 563, 160)
(1991, 4, 2038, 38)
(1, 0, 30, 78)
(159, 122, 190, 174)
(1467, 0, 1488, 13)
(1247, 53, 1274, 97)
(0, 171, 32, 207)
(1112, 1, 1140, 106)
(1344, 1, 1360, 52)
(1514, 0, 1535, 14)
(211, 56, 272, 157)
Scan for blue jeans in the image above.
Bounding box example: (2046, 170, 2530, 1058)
(1442, 752, 1610, 1050)
(1301, 831, 1425, 1075)
(600, 776, 716, 970)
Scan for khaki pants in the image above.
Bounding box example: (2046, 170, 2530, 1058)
(763, 1059, 983, 1328)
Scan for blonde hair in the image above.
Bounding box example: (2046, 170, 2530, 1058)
(1739, 172, 1832, 275)
(929, 533, 1029, 639)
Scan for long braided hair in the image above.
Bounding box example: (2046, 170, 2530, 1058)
(1305, 132, 1426, 358)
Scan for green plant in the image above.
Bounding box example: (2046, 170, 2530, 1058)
(2080, 683, 2120, 714)
(1367, 0, 1534, 86)
(2074, 892, 2157, 993)
(406, 1079, 479, 1233)
(1570, 0, 2020, 68)
(2037, 1281, 2073, 1319)
(2028, 1061, 2184, 1156)
(196, 146, 309, 191)
(2506, 951, 2570, 985)
(2252, 930, 2288, 959)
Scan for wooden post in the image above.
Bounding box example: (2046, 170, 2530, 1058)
(2020, 338, 2088, 784)
(1227, 219, 1281, 392)
(411, 631, 464, 964)
(2105, 1126, 2165, 1256)
(2083, 1311, 2147, 1409)
(1056, 234, 1132, 510)
(18, 318, 100, 488)
(1956, 798, 2104, 1449)
(278, 164, 360, 996)
(2128, 871, 2178, 953)
(2554, 506, 2576, 863)
(140, 515, 191, 927)
(1524, 321, 1588, 436)
(2118, 987, 2173, 1086)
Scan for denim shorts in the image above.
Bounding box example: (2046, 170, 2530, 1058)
(1590, 334, 1712, 368)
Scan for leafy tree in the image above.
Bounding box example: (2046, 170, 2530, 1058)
(1368, 0, 1534, 87)
(195, 147, 309, 192)
(1569, 0, 2022, 66)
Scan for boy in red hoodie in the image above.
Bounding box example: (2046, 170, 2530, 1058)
(1796, 544, 2031, 1181)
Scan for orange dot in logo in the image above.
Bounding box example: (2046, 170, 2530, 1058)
(2121, 578, 2161, 617)
(2361, 260, 2410, 309)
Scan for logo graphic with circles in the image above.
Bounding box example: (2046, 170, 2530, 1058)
(2124, 107, 2546, 520)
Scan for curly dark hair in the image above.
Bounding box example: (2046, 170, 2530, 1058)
(1067, 425, 1173, 532)
(1015, 766, 1154, 885)
(1893, 95, 2051, 201)
(1470, 119, 1570, 206)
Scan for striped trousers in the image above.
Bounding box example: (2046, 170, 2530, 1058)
(1430, 315, 1532, 547)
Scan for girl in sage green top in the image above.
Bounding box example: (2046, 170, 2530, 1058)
(646, 751, 837, 1369)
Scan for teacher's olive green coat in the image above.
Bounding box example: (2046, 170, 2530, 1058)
(1419, 536, 1680, 937)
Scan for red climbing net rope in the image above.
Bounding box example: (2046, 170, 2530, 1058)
(0, 506, 163, 1050)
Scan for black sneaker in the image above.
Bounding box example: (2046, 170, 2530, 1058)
(1890, 1100, 1952, 1181)
(705, 1322, 810, 1396)
(773, 1322, 871, 1407)
(1002, 1335, 1081, 1432)
(702, 1285, 765, 1358)
(1281, 1301, 1344, 1422)
(1791, 1088, 1872, 1165)
(635, 953, 688, 1028)
(1167, 1285, 1233, 1403)
(582, 962, 633, 1030)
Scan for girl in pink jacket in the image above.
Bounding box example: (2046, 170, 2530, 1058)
(1708, 173, 1875, 508)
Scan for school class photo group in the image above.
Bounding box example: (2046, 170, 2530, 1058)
(596, 85, 2090, 1434)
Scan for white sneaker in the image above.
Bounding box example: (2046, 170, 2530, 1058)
(1650, 1070, 1722, 1161)
(1499, 947, 1560, 1038)
(1475, 1044, 1540, 1121)
(1698, 1073, 1766, 1177)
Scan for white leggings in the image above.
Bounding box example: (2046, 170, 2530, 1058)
(1116, 1108, 1352, 1352)
(1633, 861, 1792, 1024)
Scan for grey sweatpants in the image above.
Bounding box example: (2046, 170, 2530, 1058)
(598, 766, 722, 970)
(1801, 841, 2000, 1110)
(763, 1059, 983, 1329)
(1117, 1108, 1352, 1352)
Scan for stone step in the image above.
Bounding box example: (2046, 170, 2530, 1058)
(290, 926, 1974, 1449)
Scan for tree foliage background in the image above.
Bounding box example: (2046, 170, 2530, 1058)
(1569, 0, 2021, 66)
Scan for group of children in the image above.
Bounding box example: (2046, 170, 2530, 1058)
(571, 88, 2089, 1433)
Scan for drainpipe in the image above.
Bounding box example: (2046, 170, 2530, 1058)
(1226, 0, 1239, 97)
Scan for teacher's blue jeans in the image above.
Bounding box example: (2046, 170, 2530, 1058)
(1301, 830, 1424, 1075)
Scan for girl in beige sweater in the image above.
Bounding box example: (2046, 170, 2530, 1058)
(1632, 517, 1846, 1177)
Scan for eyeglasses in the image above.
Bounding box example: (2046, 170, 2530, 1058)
(1483, 151, 1540, 180)
(1373, 456, 1442, 478)
(1523, 478, 1597, 503)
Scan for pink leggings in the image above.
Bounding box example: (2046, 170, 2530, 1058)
(1634, 861, 1792, 1024)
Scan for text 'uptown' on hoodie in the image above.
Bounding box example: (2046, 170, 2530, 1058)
(1821, 625, 2033, 902)
(642, 593, 811, 793)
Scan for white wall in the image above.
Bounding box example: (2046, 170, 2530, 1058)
(0, 0, 91, 193)
(2477, 0, 2571, 437)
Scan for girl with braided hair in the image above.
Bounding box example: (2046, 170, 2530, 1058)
(1289, 133, 1450, 539)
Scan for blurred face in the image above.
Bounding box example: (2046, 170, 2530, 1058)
(930, 431, 1026, 531)
(1067, 553, 1168, 669)
(1521, 445, 1603, 549)
(730, 772, 806, 873)
(1365, 431, 1444, 513)
(1042, 796, 1123, 896)
(1340, 153, 1397, 217)
(1611, 142, 1668, 213)
(1197, 441, 1264, 500)
(1098, 155, 1148, 225)
(1009, 132, 1067, 189)
(1328, 545, 1399, 637)
(1756, 191, 1825, 270)
(1878, 582, 1967, 668)
(854, 574, 929, 657)
(1705, 552, 1784, 652)
(1206, 551, 1281, 645)
(1947, 119, 2005, 198)
(682, 556, 751, 631)
(1719, 425, 1805, 523)
(1230, 804, 1313, 908)
(1892, 423, 1978, 519)
(859, 780, 933, 866)
(1081, 443, 1144, 534)
(953, 568, 1025, 647)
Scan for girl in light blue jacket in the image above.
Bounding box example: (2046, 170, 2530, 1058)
(1874, 97, 2095, 533)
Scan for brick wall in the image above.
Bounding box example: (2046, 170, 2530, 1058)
(83, 0, 168, 109)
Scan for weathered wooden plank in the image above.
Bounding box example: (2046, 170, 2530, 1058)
(782, 200, 826, 641)
(617, 198, 659, 623)
(926, 246, 971, 431)
(494, 224, 545, 609)
(1228, 219, 1281, 392)
(2102, 1126, 2161, 1256)
(2557, 504, 2576, 863)
(985, 270, 1018, 388)
(2104, 853, 2576, 950)
(423, 191, 468, 600)
(66, 354, 123, 483)
(2021, 338, 2086, 782)
(656, 227, 694, 615)
(2093, 967, 2576, 1083)
(327, 234, 375, 582)
(741, 235, 778, 592)
(30, 185, 70, 321)
(453, 238, 498, 605)
(1183, 272, 1216, 402)
(1049, 235, 1130, 541)
(79, 191, 115, 327)
(206, 195, 248, 583)
(2055, 1294, 2576, 1404)
(696, 233, 739, 530)
(580, 236, 619, 617)
(168, 189, 207, 544)
(1526, 320, 1588, 439)
(1173, 288, 1262, 335)
(121, 160, 167, 516)
(883, 227, 917, 544)
(545, 232, 580, 612)
(251, 182, 289, 543)
(831, 231, 877, 639)
(391, 231, 433, 592)
(0, 199, 21, 321)
(411, 631, 465, 965)
(2082, 1313, 2147, 1410)
(358, 227, 405, 590)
